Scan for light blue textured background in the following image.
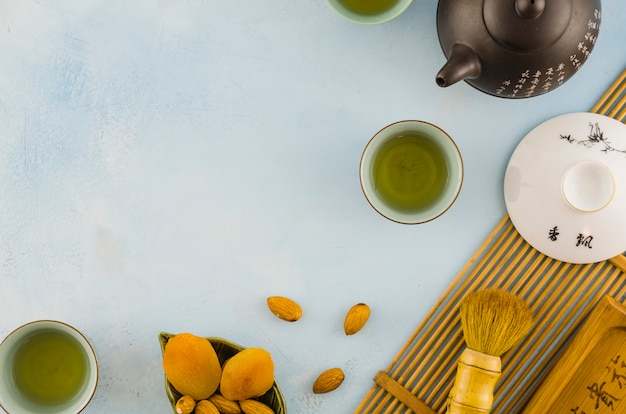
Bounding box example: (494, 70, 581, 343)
(0, 1, 625, 412)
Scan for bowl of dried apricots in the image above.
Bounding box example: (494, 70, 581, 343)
(158, 332, 286, 414)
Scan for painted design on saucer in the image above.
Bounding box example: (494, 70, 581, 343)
(560, 122, 626, 156)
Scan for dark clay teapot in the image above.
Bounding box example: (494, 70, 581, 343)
(435, 0, 601, 98)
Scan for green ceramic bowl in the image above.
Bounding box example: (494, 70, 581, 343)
(158, 332, 286, 414)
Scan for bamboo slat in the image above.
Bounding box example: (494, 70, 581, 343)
(355, 68, 626, 414)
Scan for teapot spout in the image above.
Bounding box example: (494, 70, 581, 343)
(436, 43, 482, 88)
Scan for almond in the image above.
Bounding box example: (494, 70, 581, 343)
(266, 296, 302, 322)
(343, 303, 370, 335)
(312, 367, 345, 394)
(194, 399, 220, 414)
(240, 399, 275, 414)
(175, 395, 195, 414)
(208, 393, 241, 414)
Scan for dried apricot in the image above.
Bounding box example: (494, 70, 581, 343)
(162, 333, 222, 400)
(220, 348, 274, 401)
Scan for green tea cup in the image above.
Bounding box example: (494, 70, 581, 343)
(0, 320, 98, 414)
(360, 120, 463, 224)
(326, 0, 414, 25)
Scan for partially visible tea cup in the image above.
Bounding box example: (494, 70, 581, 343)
(0, 320, 98, 414)
(326, 0, 414, 25)
(360, 120, 463, 224)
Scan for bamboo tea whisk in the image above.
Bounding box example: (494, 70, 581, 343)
(447, 289, 534, 414)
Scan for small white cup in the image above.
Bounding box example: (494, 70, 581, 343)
(326, 0, 414, 25)
(0, 320, 98, 414)
(360, 120, 463, 224)
(561, 160, 616, 213)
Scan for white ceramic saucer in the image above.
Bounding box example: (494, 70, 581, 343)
(504, 112, 626, 264)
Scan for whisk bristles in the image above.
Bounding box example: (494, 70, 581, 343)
(460, 289, 534, 356)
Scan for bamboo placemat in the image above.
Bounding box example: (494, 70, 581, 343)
(355, 68, 626, 414)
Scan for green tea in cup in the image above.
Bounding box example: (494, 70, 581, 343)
(326, 0, 413, 24)
(360, 120, 463, 224)
(12, 330, 88, 406)
(0, 320, 98, 414)
(337, 0, 402, 15)
(372, 133, 449, 211)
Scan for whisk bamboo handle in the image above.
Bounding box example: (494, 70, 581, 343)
(447, 348, 502, 414)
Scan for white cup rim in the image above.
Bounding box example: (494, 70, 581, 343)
(0, 320, 99, 414)
(325, 0, 414, 25)
(359, 120, 464, 224)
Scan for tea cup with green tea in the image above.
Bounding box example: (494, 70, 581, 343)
(326, 0, 414, 25)
(0, 320, 98, 414)
(360, 120, 463, 224)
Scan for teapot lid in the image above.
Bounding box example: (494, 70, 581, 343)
(484, 0, 572, 52)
